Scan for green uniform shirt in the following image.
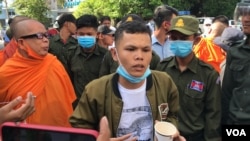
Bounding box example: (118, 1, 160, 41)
(69, 44, 108, 98)
(49, 34, 77, 75)
(222, 40, 250, 124)
(157, 56, 221, 141)
(99, 50, 161, 77)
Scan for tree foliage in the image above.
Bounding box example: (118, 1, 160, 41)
(74, 0, 241, 21)
(57, 0, 66, 8)
(12, 0, 50, 26)
(73, 0, 162, 21)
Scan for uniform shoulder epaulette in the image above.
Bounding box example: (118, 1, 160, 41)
(160, 56, 174, 63)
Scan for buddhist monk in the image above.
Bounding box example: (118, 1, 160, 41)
(0, 19, 76, 127)
(0, 15, 30, 67)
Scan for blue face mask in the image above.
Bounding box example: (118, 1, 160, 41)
(116, 65, 151, 83)
(169, 40, 193, 58)
(77, 36, 96, 49)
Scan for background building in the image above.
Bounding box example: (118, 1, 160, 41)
(0, 0, 83, 29)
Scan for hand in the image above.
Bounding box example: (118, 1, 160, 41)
(0, 92, 35, 124)
(97, 116, 110, 141)
(97, 116, 137, 141)
(172, 131, 186, 141)
(154, 120, 186, 141)
(111, 133, 137, 141)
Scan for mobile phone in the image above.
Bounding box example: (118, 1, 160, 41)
(0, 122, 98, 141)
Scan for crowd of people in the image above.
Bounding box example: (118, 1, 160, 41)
(0, 0, 250, 141)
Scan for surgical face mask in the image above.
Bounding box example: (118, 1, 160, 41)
(77, 36, 96, 49)
(114, 48, 151, 83)
(169, 40, 193, 58)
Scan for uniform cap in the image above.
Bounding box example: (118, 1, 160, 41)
(169, 15, 199, 35)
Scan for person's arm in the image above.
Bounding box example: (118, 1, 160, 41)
(149, 51, 160, 70)
(221, 50, 234, 124)
(0, 92, 35, 124)
(99, 51, 113, 77)
(204, 71, 222, 141)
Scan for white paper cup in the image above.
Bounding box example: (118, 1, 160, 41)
(154, 122, 177, 141)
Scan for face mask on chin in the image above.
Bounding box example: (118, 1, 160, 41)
(114, 48, 151, 83)
(169, 40, 193, 58)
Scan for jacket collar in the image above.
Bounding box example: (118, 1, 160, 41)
(112, 73, 153, 99)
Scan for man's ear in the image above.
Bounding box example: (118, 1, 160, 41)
(97, 33, 104, 40)
(110, 48, 118, 61)
(193, 36, 201, 45)
(17, 39, 25, 48)
(162, 21, 170, 29)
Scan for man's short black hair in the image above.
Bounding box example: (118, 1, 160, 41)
(76, 14, 99, 30)
(212, 15, 229, 26)
(100, 16, 111, 23)
(115, 21, 151, 46)
(153, 5, 178, 28)
(57, 13, 76, 29)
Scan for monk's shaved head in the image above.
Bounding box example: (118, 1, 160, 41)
(208, 22, 227, 38)
(9, 15, 30, 39)
(14, 19, 46, 39)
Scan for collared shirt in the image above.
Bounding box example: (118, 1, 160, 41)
(152, 34, 174, 61)
(157, 56, 221, 141)
(69, 44, 108, 98)
(49, 34, 77, 75)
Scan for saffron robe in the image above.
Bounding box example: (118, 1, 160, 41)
(0, 39, 18, 67)
(0, 51, 76, 127)
(193, 38, 226, 73)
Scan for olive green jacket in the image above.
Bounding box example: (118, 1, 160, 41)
(69, 70, 179, 137)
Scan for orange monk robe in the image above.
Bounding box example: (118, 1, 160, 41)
(0, 38, 18, 67)
(0, 52, 76, 127)
(193, 37, 226, 73)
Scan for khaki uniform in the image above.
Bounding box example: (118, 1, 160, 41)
(222, 40, 250, 124)
(69, 44, 108, 98)
(49, 34, 77, 75)
(157, 56, 221, 141)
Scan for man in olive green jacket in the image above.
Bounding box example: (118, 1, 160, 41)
(70, 20, 184, 141)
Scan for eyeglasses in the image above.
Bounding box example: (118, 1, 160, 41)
(19, 32, 50, 39)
